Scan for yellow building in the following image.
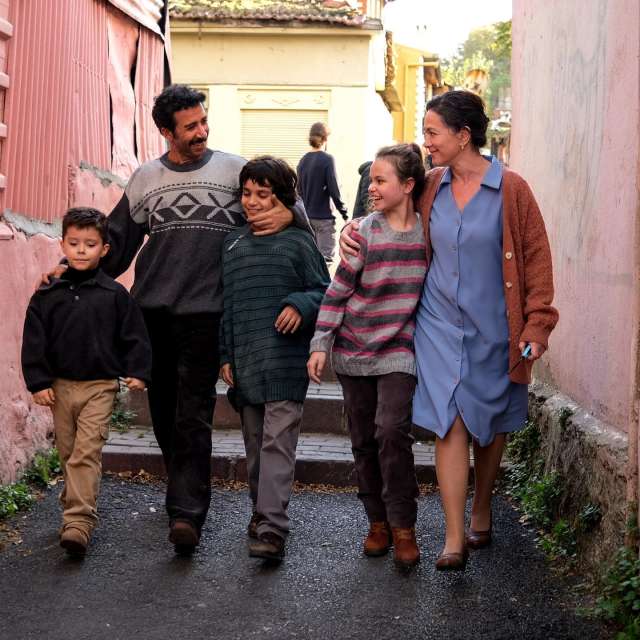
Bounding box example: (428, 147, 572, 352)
(168, 0, 440, 213)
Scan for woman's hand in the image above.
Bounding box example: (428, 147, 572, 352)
(35, 264, 68, 292)
(519, 341, 546, 361)
(33, 388, 55, 406)
(221, 364, 234, 387)
(338, 220, 361, 261)
(307, 352, 326, 384)
(249, 195, 293, 236)
(123, 377, 146, 392)
(275, 305, 302, 334)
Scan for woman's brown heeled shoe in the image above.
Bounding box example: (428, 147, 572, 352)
(435, 543, 469, 571)
(466, 513, 492, 549)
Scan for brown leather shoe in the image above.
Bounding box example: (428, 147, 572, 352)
(169, 520, 200, 554)
(249, 531, 286, 561)
(247, 512, 262, 539)
(391, 527, 420, 567)
(364, 521, 392, 557)
(59, 528, 88, 556)
(435, 543, 469, 571)
(466, 513, 492, 549)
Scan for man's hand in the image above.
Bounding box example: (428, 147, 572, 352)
(35, 265, 68, 292)
(307, 352, 326, 384)
(519, 341, 546, 361)
(276, 305, 302, 334)
(33, 388, 55, 406)
(221, 364, 234, 387)
(338, 221, 361, 261)
(123, 377, 146, 392)
(249, 195, 293, 236)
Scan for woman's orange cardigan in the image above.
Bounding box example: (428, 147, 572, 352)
(417, 167, 559, 385)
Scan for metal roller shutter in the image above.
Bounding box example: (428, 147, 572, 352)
(241, 109, 328, 168)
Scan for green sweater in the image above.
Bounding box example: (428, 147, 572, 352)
(219, 225, 331, 407)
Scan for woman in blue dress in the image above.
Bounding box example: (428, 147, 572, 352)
(340, 91, 558, 571)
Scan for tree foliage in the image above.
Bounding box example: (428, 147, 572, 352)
(441, 20, 511, 113)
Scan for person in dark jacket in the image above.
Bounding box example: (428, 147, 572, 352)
(220, 156, 330, 561)
(352, 160, 373, 219)
(22, 207, 152, 557)
(297, 122, 348, 263)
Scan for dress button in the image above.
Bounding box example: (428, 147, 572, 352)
(455, 357, 460, 361)
(450, 297, 455, 303)
(456, 221, 460, 226)
(456, 319, 462, 325)
(452, 245, 457, 250)
(458, 332, 463, 337)
(453, 271, 458, 277)
(453, 379, 459, 384)
(75, 295, 79, 300)
(505, 252, 513, 259)
(505, 281, 513, 289)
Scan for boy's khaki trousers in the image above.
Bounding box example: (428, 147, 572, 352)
(51, 378, 119, 537)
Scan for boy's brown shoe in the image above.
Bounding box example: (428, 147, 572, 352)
(249, 532, 286, 561)
(391, 526, 420, 567)
(60, 528, 89, 556)
(363, 521, 392, 557)
(247, 512, 262, 539)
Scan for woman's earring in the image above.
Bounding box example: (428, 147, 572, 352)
(460, 143, 465, 150)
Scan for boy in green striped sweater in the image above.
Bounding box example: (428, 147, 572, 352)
(220, 156, 330, 561)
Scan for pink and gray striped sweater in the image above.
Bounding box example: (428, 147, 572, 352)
(310, 212, 428, 377)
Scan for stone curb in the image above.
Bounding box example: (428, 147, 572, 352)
(102, 433, 509, 487)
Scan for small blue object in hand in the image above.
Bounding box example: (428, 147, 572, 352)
(508, 344, 532, 375)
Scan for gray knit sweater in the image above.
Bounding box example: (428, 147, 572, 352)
(310, 212, 427, 376)
(99, 149, 313, 315)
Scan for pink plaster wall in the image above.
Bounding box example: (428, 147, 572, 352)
(0, 231, 64, 482)
(0, 0, 168, 483)
(511, 0, 640, 432)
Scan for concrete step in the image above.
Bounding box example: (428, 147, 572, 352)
(102, 428, 508, 488)
(118, 380, 436, 442)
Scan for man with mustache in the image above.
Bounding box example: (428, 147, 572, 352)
(39, 84, 313, 554)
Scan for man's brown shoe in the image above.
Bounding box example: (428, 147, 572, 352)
(60, 528, 88, 556)
(391, 527, 420, 567)
(249, 531, 286, 561)
(247, 512, 262, 539)
(169, 520, 200, 554)
(364, 521, 392, 557)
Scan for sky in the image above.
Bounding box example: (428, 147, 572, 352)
(383, 0, 512, 59)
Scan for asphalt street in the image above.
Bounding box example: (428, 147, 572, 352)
(0, 476, 609, 640)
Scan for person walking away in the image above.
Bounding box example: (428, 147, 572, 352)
(22, 207, 151, 556)
(220, 156, 330, 561)
(36, 84, 313, 555)
(352, 160, 373, 219)
(308, 143, 427, 568)
(297, 123, 349, 263)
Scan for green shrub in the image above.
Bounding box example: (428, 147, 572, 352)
(579, 504, 603, 532)
(0, 481, 36, 518)
(591, 546, 640, 639)
(23, 449, 61, 485)
(109, 409, 137, 434)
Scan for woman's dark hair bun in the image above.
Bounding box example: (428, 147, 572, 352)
(426, 91, 490, 149)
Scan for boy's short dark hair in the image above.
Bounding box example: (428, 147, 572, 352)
(62, 207, 109, 244)
(151, 84, 207, 133)
(234, 156, 298, 207)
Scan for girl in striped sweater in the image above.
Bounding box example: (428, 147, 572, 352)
(308, 143, 427, 567)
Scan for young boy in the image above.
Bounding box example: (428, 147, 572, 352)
(220, 156, 330, 561)
(21, 207, 152, 556)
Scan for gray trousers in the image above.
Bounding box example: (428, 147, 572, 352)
(310, 218, 336, 263)
(240, 400, 303, 538)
